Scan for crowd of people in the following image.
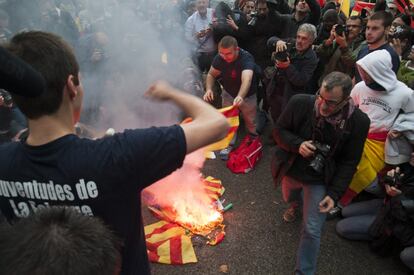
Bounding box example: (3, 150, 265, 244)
(0, 0, 414, 274)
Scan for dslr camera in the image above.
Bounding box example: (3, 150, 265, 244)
(307, 141, 331, 174)
(335, 25, 348, 36)
(0, 89, 13, 107)
(271, 43, 292, 62)
(382, 170, 403, 188)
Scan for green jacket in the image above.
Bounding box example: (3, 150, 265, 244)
(397, 60, 414, 90)
(316, 35, 364, 82)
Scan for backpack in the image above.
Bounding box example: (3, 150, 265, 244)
(226, 135, 263, 174)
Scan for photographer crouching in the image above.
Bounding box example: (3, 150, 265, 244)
(336, 152, 414, 272)
(271, 72, 370, 275)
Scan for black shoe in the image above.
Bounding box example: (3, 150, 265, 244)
(326, 206, 342, 220)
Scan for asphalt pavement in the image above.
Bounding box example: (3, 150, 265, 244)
(143, 130, 412, 275)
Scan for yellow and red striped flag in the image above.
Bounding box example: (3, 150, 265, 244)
(145, 177, 225, 264)
(203, 176, 225, 202)
(145, 220, 197, 265)
(205, 105, 239, 153)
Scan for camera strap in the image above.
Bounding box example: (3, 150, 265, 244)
(311, 104, 350, 158)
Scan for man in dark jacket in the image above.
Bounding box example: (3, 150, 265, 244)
(267, 23, 319, 123)
(272, 71, 370, 275)
(273, 0, 321, 39)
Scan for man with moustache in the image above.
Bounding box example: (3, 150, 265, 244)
(355, 11, 400, 82)
(271, 72, 370, 275)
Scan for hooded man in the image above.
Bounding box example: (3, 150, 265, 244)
(336, 49, 414, 210)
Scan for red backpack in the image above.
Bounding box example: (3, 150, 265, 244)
(226, 135, 263, 174)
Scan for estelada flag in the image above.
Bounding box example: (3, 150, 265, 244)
(205, 105, 239, 152)
(350, 1, 375, 16)
(145, 220, 197, 265)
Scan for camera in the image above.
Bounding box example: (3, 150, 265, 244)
(248, 12, 258, 26)
(382, 170, 403, 188)
(307, 141, 331, 174)
(271, 43, 292, 62)
(0, 89, 13, 107)
(389, 25, 406, 40)
(335, 25, 347, 36)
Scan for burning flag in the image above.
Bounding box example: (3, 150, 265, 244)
(145, 220, 197, 264)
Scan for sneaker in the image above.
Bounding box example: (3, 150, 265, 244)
(326, 206, 342, 220)
(282, 206, 299, 223)
(219, 146, 232, 161)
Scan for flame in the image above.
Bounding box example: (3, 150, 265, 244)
(143, 148, 224, 236)
(173, 198, 223, 236)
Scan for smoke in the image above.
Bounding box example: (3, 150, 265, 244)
(1, 0, 205, 131)
(77, 0, 196, 131)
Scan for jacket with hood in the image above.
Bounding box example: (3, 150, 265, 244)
(352, 49, 414, 134)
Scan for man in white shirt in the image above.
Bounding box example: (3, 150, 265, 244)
(185, 0, 217, 72)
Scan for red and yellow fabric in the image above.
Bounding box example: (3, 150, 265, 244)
(145, 220, 197, 265)
(203, 176, 225, 202)
(205, 105, 239, 152)
(340, 0, 350, 17)
(350, 1, 375, 16)
(339, 138, 385, 206)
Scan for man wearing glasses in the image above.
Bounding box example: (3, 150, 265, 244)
(316, 15, 365, 82)
(271, 71, 370, 275)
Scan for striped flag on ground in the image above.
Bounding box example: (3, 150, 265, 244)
(145, 220, 197, 264)
(145, 177, 225, 264)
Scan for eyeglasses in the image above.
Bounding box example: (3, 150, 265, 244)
(316, 89, 343, 108)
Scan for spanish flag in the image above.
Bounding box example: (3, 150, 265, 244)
(339, 138, 385, 206)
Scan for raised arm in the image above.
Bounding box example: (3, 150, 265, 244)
(146, 81, 230, 154)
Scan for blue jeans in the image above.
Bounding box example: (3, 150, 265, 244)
(281, 176, 327, 275)
(336, 199, 382, 240)
(336, 199, 414, 271)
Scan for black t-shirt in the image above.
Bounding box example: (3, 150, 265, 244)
(0, 125, 186, 275)
(212, 48, 258, 98)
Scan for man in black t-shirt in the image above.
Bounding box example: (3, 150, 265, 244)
(355, 11, 400, 83)
(0, 31, 229, 275)
(203, 35, 258, 159)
